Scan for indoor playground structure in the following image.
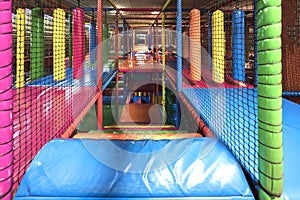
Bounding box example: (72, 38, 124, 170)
(1, 0, 300, 199)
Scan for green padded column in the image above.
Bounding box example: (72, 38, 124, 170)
(103, 23, 109, 65)
(31, 8, 44, 80)
(69, 11, 73, 69)
(257, 0, 283, 199)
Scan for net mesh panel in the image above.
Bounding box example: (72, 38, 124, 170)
(12, 1, 98, 190)
(180, 0, 258, 186)
(282, 0, 300, 104)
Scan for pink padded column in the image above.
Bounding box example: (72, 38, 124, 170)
(72, 8, 85, 79)
(0, 1, 13, 200)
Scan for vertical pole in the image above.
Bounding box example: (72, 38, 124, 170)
(127, 25, 130, 57)
(0, 1, 13, 199)
(207, 11, 212, 69)
(115, 11, 119, 68)
(232, 10, 245, 82)
(129, 28, 133, 59)
(102, 22, 109, 65)
(122, 19, 126, 59)
(156, 19, 158, 57)
(31, 7, 44, 80)
(254, 0, 258, 87)
(72, 8, 85, 79)
(115, 11, 119, 123)
(89, 20, 97, 66)
(155, 18, 159, 103)
(189, 9, 201, 81)
(212, 10, 225, 83)
(257, 0, 283, 199)
(176, 0, 182, 92)
(53, 8, 66, 81)
(68, 11, 73, 69)
(153, 24, 156, 59)
(148, 29, 151, 51)
(97, 0, 103, 129)
(162, 12, 166, 122)
(16, 8, 25, 88)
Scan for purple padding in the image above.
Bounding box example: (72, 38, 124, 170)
(0, 1, 13, 200)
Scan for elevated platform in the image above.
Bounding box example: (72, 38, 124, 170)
(118, 59, 162, 73)
(26, 66, 117, 91)
(103, 124, 177, 130)
(15, 138, 254, 199)
(73, 132, 201, 140)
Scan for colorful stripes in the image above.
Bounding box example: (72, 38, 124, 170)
(53, 8, 66, 81)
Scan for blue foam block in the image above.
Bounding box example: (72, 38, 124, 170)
(15, 138, 254, 199)
(282, 99, 300, 200)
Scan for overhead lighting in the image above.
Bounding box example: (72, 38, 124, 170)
(109, 10, 123, 15)
(151, 11, 160, 15)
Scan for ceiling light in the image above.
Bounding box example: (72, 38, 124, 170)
(151, 11, 160, 15)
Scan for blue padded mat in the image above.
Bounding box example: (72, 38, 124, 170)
(282, 99, 300, 200)
(15, 138, 254, 199)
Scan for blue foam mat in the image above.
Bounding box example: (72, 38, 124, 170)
(282, 99, 300, 200)
(15, 138, 254, 199)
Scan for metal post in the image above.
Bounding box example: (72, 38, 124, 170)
(97, 0, 103, 129)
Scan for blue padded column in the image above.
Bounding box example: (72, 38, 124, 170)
(232, 10, 246, 81)
(176, 0, 182, 92)
(208, 11, 212, 69)
(89, 20, 97, 65)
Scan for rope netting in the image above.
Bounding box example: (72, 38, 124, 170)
(171, 0, 283, 198)
(10, 0, 101, 194)
(282, 0, 300, 103)
(173, 0, 260, 189)
(0, 0, 285, 199)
